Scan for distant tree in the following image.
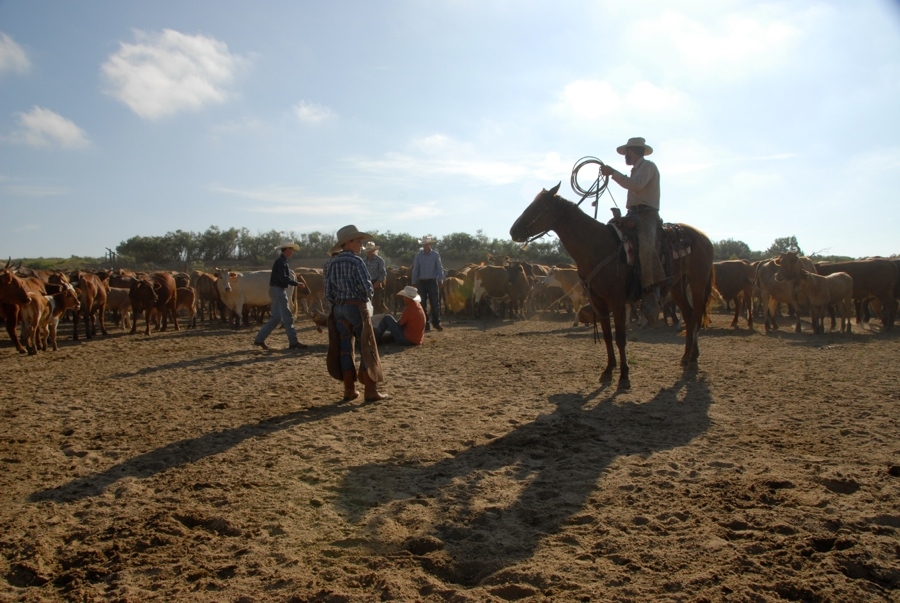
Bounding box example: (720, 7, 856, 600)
(713, 238, 753, 261)
(765, 235, 802, 258)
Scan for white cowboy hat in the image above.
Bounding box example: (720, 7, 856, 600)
(418, 235, 436, 245)
(335, 224, 372, 246)
(363, 241, 380, 252)
(616, 137, 653, 156)
(275, 239, 301, 251)
(396, 285, 421, 302)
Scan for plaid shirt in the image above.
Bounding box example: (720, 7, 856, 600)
(363, 253, 386, 282)
(325, 251, 374, 303)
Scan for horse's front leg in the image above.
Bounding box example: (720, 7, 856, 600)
(610, 301, 630, 389)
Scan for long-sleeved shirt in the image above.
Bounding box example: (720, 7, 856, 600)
(611, 157, 660, 210)
(411, 248, 444, 284)
(363, 253, 386, 283)
(269, 253, 300, 288)
(324, 250, 374, 303)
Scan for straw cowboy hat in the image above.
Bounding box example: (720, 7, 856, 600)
(363, 241, 380, 252)
(418, 235, 436, 245)
(275, 239, 301, 251)
(396, 285, 421, 302)
(616, 137, 653, 156)
(335, 224, 372, 246)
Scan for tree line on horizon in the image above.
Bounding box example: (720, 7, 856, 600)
(17, 227, 876, 272)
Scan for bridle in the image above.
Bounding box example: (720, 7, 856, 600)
(520, 157, 612, 248)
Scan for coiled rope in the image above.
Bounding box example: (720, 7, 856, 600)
(570, 156, 613, 220)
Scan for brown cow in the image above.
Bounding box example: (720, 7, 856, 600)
(294, 268, 326, 316)
(0, 262, 35, 353)
(66, 270, 109, 340)
(469, 263, 531, 320)
(713, 259, 756, 328)
(192, 271, 219, 321)
(814, 258, 898, 330)
(129, 272, 179, 335)
(775, 252, 854, 334)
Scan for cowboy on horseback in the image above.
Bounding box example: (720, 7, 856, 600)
(599, 136, 666, 319)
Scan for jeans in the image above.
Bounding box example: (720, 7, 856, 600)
(374, 314, 411, 345)
(333, 303, 366, 372)
(416, 279, 441, 328)
(254, 286, 298, 345)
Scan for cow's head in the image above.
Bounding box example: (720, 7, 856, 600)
(774, 251, 802, 281)
(0, 269, 31, 304)
(61, 283, 81, 312)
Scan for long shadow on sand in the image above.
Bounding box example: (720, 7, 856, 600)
(29, 400, 369, 503)
(338, 374, 712, 586)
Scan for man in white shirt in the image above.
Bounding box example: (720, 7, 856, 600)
(600, 137, 666, 318)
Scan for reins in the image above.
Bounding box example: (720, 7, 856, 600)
(520, 157, 614, 248)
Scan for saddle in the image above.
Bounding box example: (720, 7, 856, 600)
(607, 214, 692, 302)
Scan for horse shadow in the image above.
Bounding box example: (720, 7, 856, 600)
(337, 374, 712, 586)
(28, 401, 369, 503)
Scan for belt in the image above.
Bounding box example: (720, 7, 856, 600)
(628, 205, 658, 212)
(335, 299, 366, 306)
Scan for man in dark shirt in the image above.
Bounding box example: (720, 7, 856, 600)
(253, 240, 307, 350)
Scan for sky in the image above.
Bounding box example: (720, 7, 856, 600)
(2, 0, 899, 260)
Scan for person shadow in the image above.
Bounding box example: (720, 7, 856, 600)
(337, 373, 712, 586)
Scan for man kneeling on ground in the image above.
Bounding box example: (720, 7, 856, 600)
(373, 286, 426, 346)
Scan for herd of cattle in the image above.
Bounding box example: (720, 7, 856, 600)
(1, 253, 898, 355)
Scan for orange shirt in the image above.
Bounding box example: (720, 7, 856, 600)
(399, 299, 426, 345)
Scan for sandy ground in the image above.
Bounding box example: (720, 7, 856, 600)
(1, 308, 898, 603)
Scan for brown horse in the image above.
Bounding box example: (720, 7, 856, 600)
(510, 183, 715, 387)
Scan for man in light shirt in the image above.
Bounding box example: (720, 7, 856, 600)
(600, 137, 665, 318)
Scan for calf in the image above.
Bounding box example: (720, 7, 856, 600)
(38, 283, 82, 351)
(756, 255, 816, 333)
(105, 287, 133, 330)
(175, 286, 198, 328)
(129, 272, 179, 335)
(815, 259, 897, 330)
(776, 252, 854, 334)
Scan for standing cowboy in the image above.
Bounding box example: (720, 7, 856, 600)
(600, 137, 665, 318)
(410, 235, 445, 331)
(362, 241, 388, 314)
(253, 239, 307, 350)
(324, 225, 388, 402)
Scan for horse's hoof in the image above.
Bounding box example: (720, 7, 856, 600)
(684, 361, 699, 372)
(599, 371, 613, 383)
(617, 378, 631, 390)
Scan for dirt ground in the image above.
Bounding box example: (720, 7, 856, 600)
(1, 307, 898, 603)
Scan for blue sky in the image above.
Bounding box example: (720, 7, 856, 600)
(2, 0, 899, 260)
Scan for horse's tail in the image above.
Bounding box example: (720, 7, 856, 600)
(701, 265, 716, 328)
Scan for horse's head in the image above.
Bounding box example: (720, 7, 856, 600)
(509, 182, 561, 243)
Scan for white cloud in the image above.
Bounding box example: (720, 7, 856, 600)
(211, 185, 371, 216)
(558, 80, 621, 119)
(101, 29, 246, 120)
(9, 106, 90, 149)
(631, 10, 800, 76)
(293, 101, 336, 124)
(555, 79, 685, 121)
(0, 33, 30, 75)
